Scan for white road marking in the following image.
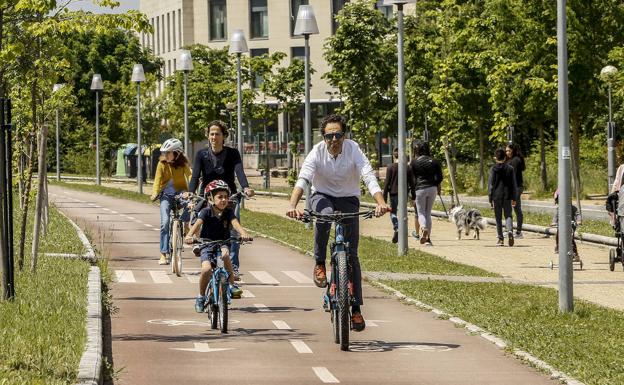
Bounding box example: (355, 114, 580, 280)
(153, 228, 161, 232)
(102, 208, 111, 211)
(110, 210, 118, 214)
(134, 219, 143, 224)
(313, 367, 339, 383)
(272, 320, 292, 330)
(289, 339, 312, 354)
(254, 303, 269, 312)
(172, 343, 234, 353)
(115, 270, 136, 283)
(241, 290, 255, 298)
(366, 320, 391, 327)
(367, 321, 378, 327)
(149, 270, 172, 284)
(144, 223, 154, 227)
(127, 216, 136, 220)
(92, 205, 101, 208)
(186, 275, 200, 283)
(282, 270, 313, 284)
(249, 271, 280, 285)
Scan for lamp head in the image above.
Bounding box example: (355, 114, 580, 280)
(90, 74, 103, 91)
(601, 65, 618, 82)
(131, 64, 146, 83)
(53, 83, 63, 93)
(179, 50, 194, 71)
(229, 29, 248, 54)
(294, 5, 319, 36)
(383, 0, 417, 5)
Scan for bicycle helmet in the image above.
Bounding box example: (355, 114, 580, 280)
(160, 138, 183, 153)
(205, 179, 230, 197)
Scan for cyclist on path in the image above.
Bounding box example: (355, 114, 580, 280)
(285, 114, 390, 332)
(187, 120, 254, 279)
(150, 139, 191, 265)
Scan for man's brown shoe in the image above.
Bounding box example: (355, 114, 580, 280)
(313, 264, 327, 288)
(351, 312, 366, 332)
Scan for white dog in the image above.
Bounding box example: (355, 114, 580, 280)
(449, 205, 486, 240)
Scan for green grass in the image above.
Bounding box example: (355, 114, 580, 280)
(0, 201, 90, 384)
(240, 209, 498, 277)
(50, 180, 151, 204)
(384, 279, 624, 385)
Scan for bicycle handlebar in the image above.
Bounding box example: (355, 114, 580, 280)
(191, 237, 253, 247)
(299, 209, 375, 223)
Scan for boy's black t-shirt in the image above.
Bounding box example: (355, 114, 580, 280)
(198, 205, 235, 240)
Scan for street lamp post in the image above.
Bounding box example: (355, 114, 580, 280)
(601, 65, 618, 192)
(90, 74, 103, 185)
(179, 50, 194, 157)
(385, 0, 416, 256)
(294, 5, 319, 219)
(53, 83, 63, 181)
(229, 30, 248, 160)
(131, 64, 146, 195)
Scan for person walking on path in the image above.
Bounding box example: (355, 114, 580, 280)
(285, 114, 390, 331)
(150, 139, 192, 265)
(187, 120, 254, 278)
(409, 140, 443, 246)
(489, 148, 517, 247)
(384, 147, 416, 243)
(506, 143, 525, 238)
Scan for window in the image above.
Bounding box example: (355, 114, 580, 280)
(178, 10, 182, 46)
(250, 48, 269, 88)
(374, 0, 393, 19)
(162, 15, 166, 53)
(290, 0, 308, 36)
(172, 10, 176, 50)
(250, 0, 268, 38)
(331, 0, 346, 34)
(291, 46, 305, 62)
(156, 17, 160, 54)
(167, 12, 171, 52)
(174, 58, 177, 72)
(210, 0, 228, 40)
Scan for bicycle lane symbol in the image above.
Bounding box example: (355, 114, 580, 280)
(147, 319, 241, 327)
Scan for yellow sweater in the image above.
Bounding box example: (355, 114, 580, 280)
(151, 161, 192, 200)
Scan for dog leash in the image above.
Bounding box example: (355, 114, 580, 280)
(438, 193, 448, 216)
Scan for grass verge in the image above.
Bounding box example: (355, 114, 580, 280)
(0, 201, 90, 384)
(50, 180, 151, 204)
(240, 209, 497, 277)
(384, 279, 624, 385)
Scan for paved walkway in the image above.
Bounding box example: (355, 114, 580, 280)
(244, 195, 624, 311)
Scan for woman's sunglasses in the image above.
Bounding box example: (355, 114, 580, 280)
(323, 132, 344, 141)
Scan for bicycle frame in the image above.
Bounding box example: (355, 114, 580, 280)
(206, 252, 232, 306)
(326, 223, 354, 310)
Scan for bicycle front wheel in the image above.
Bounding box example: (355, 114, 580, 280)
(171, 220, 183, 277)
(218, 275, 229, 333)
(336, 251, 350, 351)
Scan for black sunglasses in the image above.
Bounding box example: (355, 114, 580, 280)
(323, 132, 344, 141)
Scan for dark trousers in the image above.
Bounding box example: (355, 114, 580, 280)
(513, 187, 524, 233)
(310, 193, 363, 306)
(493, 199, 513, 239)
(389, 194, 398, 231)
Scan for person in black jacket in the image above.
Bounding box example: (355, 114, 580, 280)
(488, 148, 517, 246)
(187, 120, 254, 278)
(383, 148, 416, 243)
(409, 140, 443, 246)
(506, 143, 525, 239)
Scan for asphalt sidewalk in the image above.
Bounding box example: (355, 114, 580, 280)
(244, 195, 624, 312)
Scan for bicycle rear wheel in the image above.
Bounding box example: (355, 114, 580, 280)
(218, 275, 229, 333)
(336, 251, 350, 351)
(171, 220, 183, 277)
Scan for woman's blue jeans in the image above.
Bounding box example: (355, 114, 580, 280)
(160, 194, 189, 254)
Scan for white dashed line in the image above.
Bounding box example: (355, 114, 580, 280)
(272, 320, 291, 330)
(153, 228, 160, 232)
(282, 270, 313, 284)
(289, 339, 312, 354)
(115, 270, 136, 283)
(127, 216, 136, 220)
(149, 271, 172, 284)
(254, 304, 269, 312)
(313, 367, 339, 383)
(241, 290, 255, 298)
(110, 210, 118, 214)
(144, 224, 154, 228)
(134, 219, 143, 224)
(249, 271, 280, 285)
(186, 275, 200, 283)
(102, 208, 111, 211)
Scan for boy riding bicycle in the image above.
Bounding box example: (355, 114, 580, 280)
(184, 180, 252, 313)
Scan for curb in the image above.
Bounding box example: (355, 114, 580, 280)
(249, 227, 585, 385)
(76, 266, 103, 385)
(56, 210, 98, 261)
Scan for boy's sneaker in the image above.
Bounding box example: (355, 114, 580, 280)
(411, 231, 420, 240)
(230, 284, 243, 299)
(508, 232, 514, 247)
(497, 239, 504, 246)
(392, 230, 398, 244)
(233, 265, 241, 281)
(514, 232, 524, 239)
(194, 295, 205, 313)
(425, 239, 433, 246)
(192, 245, 200, 257)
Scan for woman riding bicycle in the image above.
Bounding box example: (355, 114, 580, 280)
(187, 120, 254, 278)
(150, 138, 192, 265)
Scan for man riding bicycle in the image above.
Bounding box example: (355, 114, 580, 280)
(286, 114, 389, 331)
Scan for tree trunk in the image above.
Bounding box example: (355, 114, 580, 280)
(31, 124, 48, 273)
(42, 163, 49, 235)
(17, 115, 36, 269)
(538, 121, 547, 191)
(570, 113, 583, 218)
(442, 136, 460, 206)
(478, 125, 485, 189)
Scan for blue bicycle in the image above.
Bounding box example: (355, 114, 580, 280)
(301, 209, 374, 351)
(194, 237, 251, 333)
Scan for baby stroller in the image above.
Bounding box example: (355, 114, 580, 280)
(606, 190, 624, 271)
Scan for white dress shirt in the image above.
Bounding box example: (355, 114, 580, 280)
(295, 139, 382, 197)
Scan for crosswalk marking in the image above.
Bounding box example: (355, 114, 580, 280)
(282, 270, 313, 284)
(153, 228, 160, 232)
(127, 216, 136, 220)
(241, 290, 255, 298)
(289, 339, 312, 354)
(313, 367, 339, 383)
(249, 271, 280, 285)
(115, 270, 136, 283)
(149, 270, 172, 284)
(110, 210, 118, 214)
(102, 208, 110, 211)
(273, 320, 292, 330)
(186, 274, 200, 283)
(144, 223, 154, 228)
(254, 303, 269, 312)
